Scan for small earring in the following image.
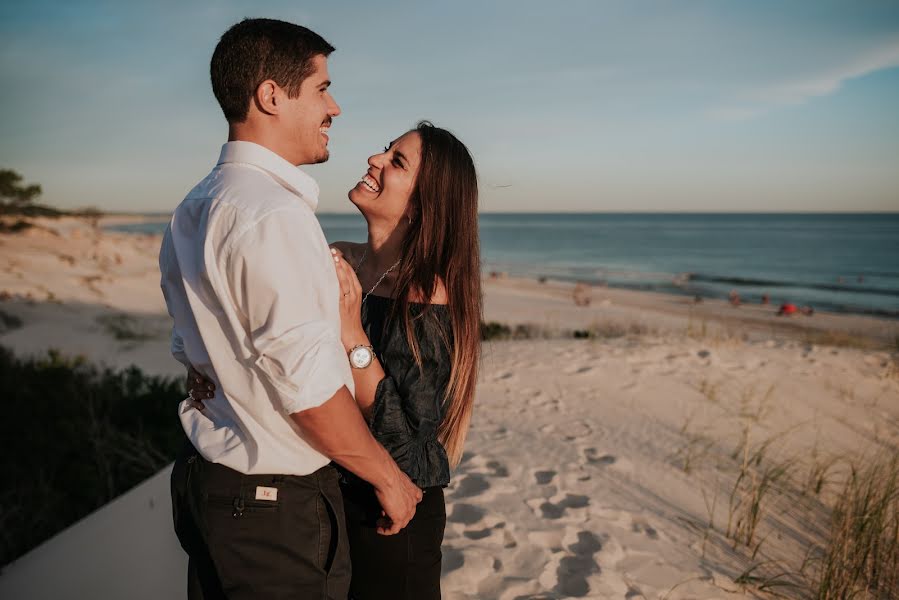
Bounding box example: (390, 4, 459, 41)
(407, 215, 413, 225)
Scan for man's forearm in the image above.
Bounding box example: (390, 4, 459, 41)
(290, 385, 398, 489)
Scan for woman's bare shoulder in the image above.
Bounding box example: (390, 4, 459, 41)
(431, 278, 449, 305)
(410, 277, 449, 305)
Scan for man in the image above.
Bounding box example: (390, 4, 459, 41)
(159, 18, 422, 599)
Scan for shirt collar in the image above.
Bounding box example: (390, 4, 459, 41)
(217, 141, 320, 211)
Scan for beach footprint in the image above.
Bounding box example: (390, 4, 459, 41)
(562, 420, 593, 441)
(491, 426, 511, 440)
(442, 546, 465, 575)
(554, 531, 603, 598)
(486, 460, 510, 478)
(447, 503, 486, 525)
(631, 519, 659, 541)
(451, 473, 491, 499)
(530, 493, 591, 520)
(491, 370, 517, 382)
(583, 447, 617, 466)
(528, 393, 563, 412)
(534, 470, 557, 485)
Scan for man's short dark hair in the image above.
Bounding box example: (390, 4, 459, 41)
(210, 18, 335, 123)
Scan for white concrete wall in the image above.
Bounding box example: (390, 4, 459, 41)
(0, 465, 187, 600)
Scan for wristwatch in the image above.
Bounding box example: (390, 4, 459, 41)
(348, 344, 375, 369)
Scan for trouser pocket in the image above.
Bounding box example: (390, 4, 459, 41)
(195, 461, 350, 599)
(318, 468, 352, 598)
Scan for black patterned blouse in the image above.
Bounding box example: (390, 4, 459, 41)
(355, 294, 453, 489)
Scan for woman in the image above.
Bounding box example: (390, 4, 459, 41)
(188, 121, 481, 599)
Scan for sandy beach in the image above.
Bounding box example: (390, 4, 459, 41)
(2, 215, 898, 599)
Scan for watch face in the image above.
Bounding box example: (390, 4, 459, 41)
(350, 346, 373, 369)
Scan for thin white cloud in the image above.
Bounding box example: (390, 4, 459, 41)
(709, 39, 899, 121)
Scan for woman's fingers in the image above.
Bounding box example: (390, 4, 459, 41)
(341, 258, 362, 296)
(353, 268, 362, 295)
(330, 249, 364, 314)
(333, 254, 351, 298)
(343, 259, 362, 295)
(343, 259, 362, 304)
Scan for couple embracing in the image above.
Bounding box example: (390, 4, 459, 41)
(160, 18, 481, 600)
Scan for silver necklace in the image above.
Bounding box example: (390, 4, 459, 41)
(354, 248, 400, 306)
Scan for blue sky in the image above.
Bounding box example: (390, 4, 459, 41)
(1, 0, 898, 213)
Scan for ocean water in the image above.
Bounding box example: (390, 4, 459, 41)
(110, 213, 899, 318)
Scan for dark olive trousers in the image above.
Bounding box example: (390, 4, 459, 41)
(171, 442, 351, 599)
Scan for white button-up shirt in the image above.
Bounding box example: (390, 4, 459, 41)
(159, 141, 354, 475)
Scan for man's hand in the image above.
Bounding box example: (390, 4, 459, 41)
(373, 468, 423, 535)
(186, 366, 215, 409)
(290, 387, 424, 535)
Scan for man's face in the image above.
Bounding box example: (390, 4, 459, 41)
(281, 54, 341, 166)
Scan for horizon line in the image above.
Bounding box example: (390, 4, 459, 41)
(99, 209, 899, 217)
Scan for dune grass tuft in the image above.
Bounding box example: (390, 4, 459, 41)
(814, 453, 899, 600)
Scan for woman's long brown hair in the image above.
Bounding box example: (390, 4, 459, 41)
(389, 121, 481, 468)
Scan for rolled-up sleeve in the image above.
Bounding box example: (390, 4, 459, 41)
(225, 208, 349, 415)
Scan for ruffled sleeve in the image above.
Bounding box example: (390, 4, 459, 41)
(367, 308, 453, 488)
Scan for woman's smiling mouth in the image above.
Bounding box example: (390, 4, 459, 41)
(361, 174, 380, 193)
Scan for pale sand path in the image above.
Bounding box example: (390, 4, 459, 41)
(1, 217, 898, 599)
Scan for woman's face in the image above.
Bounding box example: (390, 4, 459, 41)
(348, 131, 422, 222)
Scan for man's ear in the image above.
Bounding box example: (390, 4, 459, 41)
(253, 80, 280, 116)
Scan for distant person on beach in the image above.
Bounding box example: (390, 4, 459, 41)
(778, 302, 798, 316)
(160, 19, 421, 598)
(186, 121, 481, 599)
(573, 281, 592, 306)
(729, 289, 741, 307)
(761, 293, 769, 305)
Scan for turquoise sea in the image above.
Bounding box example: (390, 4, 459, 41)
(110, 213, 899, 318)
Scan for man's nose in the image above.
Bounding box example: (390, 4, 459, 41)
(328, 94, 341, 117)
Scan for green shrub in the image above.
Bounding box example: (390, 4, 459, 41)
(0, 219, 34, 233)
(481, 321, 512, 340)
(0, 310, 23, 331)
(0, 347, 183, 566)
(0, 204, 64, 218)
